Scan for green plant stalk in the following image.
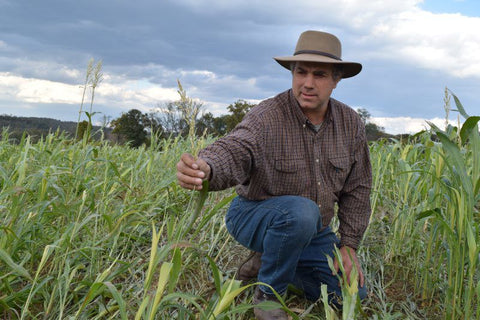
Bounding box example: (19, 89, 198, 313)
(76, 58, 94, 140)
(181, 179, 210, 238)
(321, 284, 339, 320)
(327, 247, 360, 319)
(148, 261, 173, 320)
(20, 245, 56, 320)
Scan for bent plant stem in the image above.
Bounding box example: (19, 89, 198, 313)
(182, 179, 209, 238)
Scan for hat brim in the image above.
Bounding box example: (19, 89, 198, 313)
(274, 54, 362, 78)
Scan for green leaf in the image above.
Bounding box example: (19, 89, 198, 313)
(206, 255, 223, 297)
(426, 120, 442, 133)
(416, 208, 441, 220)
(212, 282, 251, 318)
(193, 191, 236, 238)
(0, 249, 32, 281)
(466, 222, 478, 265)
(460, 116, 480, 145)
(448, 89, 469, 119)
(183, 179, 210, 237)
(104, 281, 127, 320)
(77, 282, 105, 316)
(416, 208, 455, 238)
(149, 262, 173, 320)
(167, 248, 182, 294)
(436, 131, 473, 197)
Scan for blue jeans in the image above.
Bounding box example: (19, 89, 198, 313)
(225, 195, 367, 303)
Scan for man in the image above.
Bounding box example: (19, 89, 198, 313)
(176, 30, 371, 320)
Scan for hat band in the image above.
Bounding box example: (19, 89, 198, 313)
(294, 50, 342, 61)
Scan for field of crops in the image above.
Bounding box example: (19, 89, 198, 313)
(0, 94, 479, 319)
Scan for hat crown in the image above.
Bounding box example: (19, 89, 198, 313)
(294, 30, 342, 60)
(273, 30, 362, 78)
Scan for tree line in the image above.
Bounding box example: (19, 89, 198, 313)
(0, 80, 388, 146)
(110, 99, 388, 148)
(0, 102, 387, 147)
(111, 100, 254, 148)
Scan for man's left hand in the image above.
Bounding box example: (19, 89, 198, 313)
(333, 246, 364, 287)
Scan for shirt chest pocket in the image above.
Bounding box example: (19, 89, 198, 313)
(270, 158, 307, 195)
(327, 155, 353, 192)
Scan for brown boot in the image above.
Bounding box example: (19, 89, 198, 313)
(236, 251, 262, 283)
(252, 287, 288, 320)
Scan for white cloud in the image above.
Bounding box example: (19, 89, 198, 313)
(372, 116, 461, 135)
(97, 80, 178, 106)
(0, 71, 180, 115)
(0, 72, 81, 104)
(366, 10, 480, 78)
(0, 64, 263, 118)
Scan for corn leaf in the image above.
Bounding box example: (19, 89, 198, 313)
(436, 131, 473, 198)
(448, 89, 469, 119)
(460, 116, 480, 145)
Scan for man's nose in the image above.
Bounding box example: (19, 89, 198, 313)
(304, 74, 314, 88)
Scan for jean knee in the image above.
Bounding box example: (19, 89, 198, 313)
(281, 196, 321, 237)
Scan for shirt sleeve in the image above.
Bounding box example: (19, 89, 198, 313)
(198, 112, 263, 191)
(337, 118, 372, 250)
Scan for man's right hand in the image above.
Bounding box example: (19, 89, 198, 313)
(176, 153, 211, 190)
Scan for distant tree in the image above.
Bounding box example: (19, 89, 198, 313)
(196, 112, 228, 137)
(151, 95, 254, 138)
(144, 112, 165, 137)
(365, 122, 386, 141)
(111, 109, 150, 147)
(154, 101, 187, 137)
(356, 108, 386, 141)
(224, 100, 255, 132)
(356, 108, 371, 125)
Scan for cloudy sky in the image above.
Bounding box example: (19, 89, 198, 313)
(1, 0, 479, 134)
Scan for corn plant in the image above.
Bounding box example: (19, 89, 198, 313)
(419, 92, 480, 319)
(367, 91, 479, 319)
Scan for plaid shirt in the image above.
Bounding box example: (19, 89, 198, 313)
(199, 89, 372, 249)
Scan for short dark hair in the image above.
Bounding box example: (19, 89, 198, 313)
(290, 61, 343, 81)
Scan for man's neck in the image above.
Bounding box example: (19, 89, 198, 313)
(303, 104, 329, 125)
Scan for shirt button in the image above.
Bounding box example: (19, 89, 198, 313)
(317, 181, 321, 186)
(318, 204, 322, 208)
(315, 159, 319, 163)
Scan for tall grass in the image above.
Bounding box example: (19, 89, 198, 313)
(0, 130, 243, 319)
(0, 91, 478, 319)
(366, 91, 479, 319)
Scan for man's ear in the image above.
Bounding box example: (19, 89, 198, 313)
(333, 78, 341, 89)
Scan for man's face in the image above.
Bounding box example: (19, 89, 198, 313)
(292, 61, 339, 114)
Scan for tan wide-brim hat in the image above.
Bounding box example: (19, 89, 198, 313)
(274, 30, 362, 78)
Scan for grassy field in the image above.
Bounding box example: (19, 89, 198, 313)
(0, 95, 479, 319)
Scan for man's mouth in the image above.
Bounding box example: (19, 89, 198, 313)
(302, 92, 316, 98)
